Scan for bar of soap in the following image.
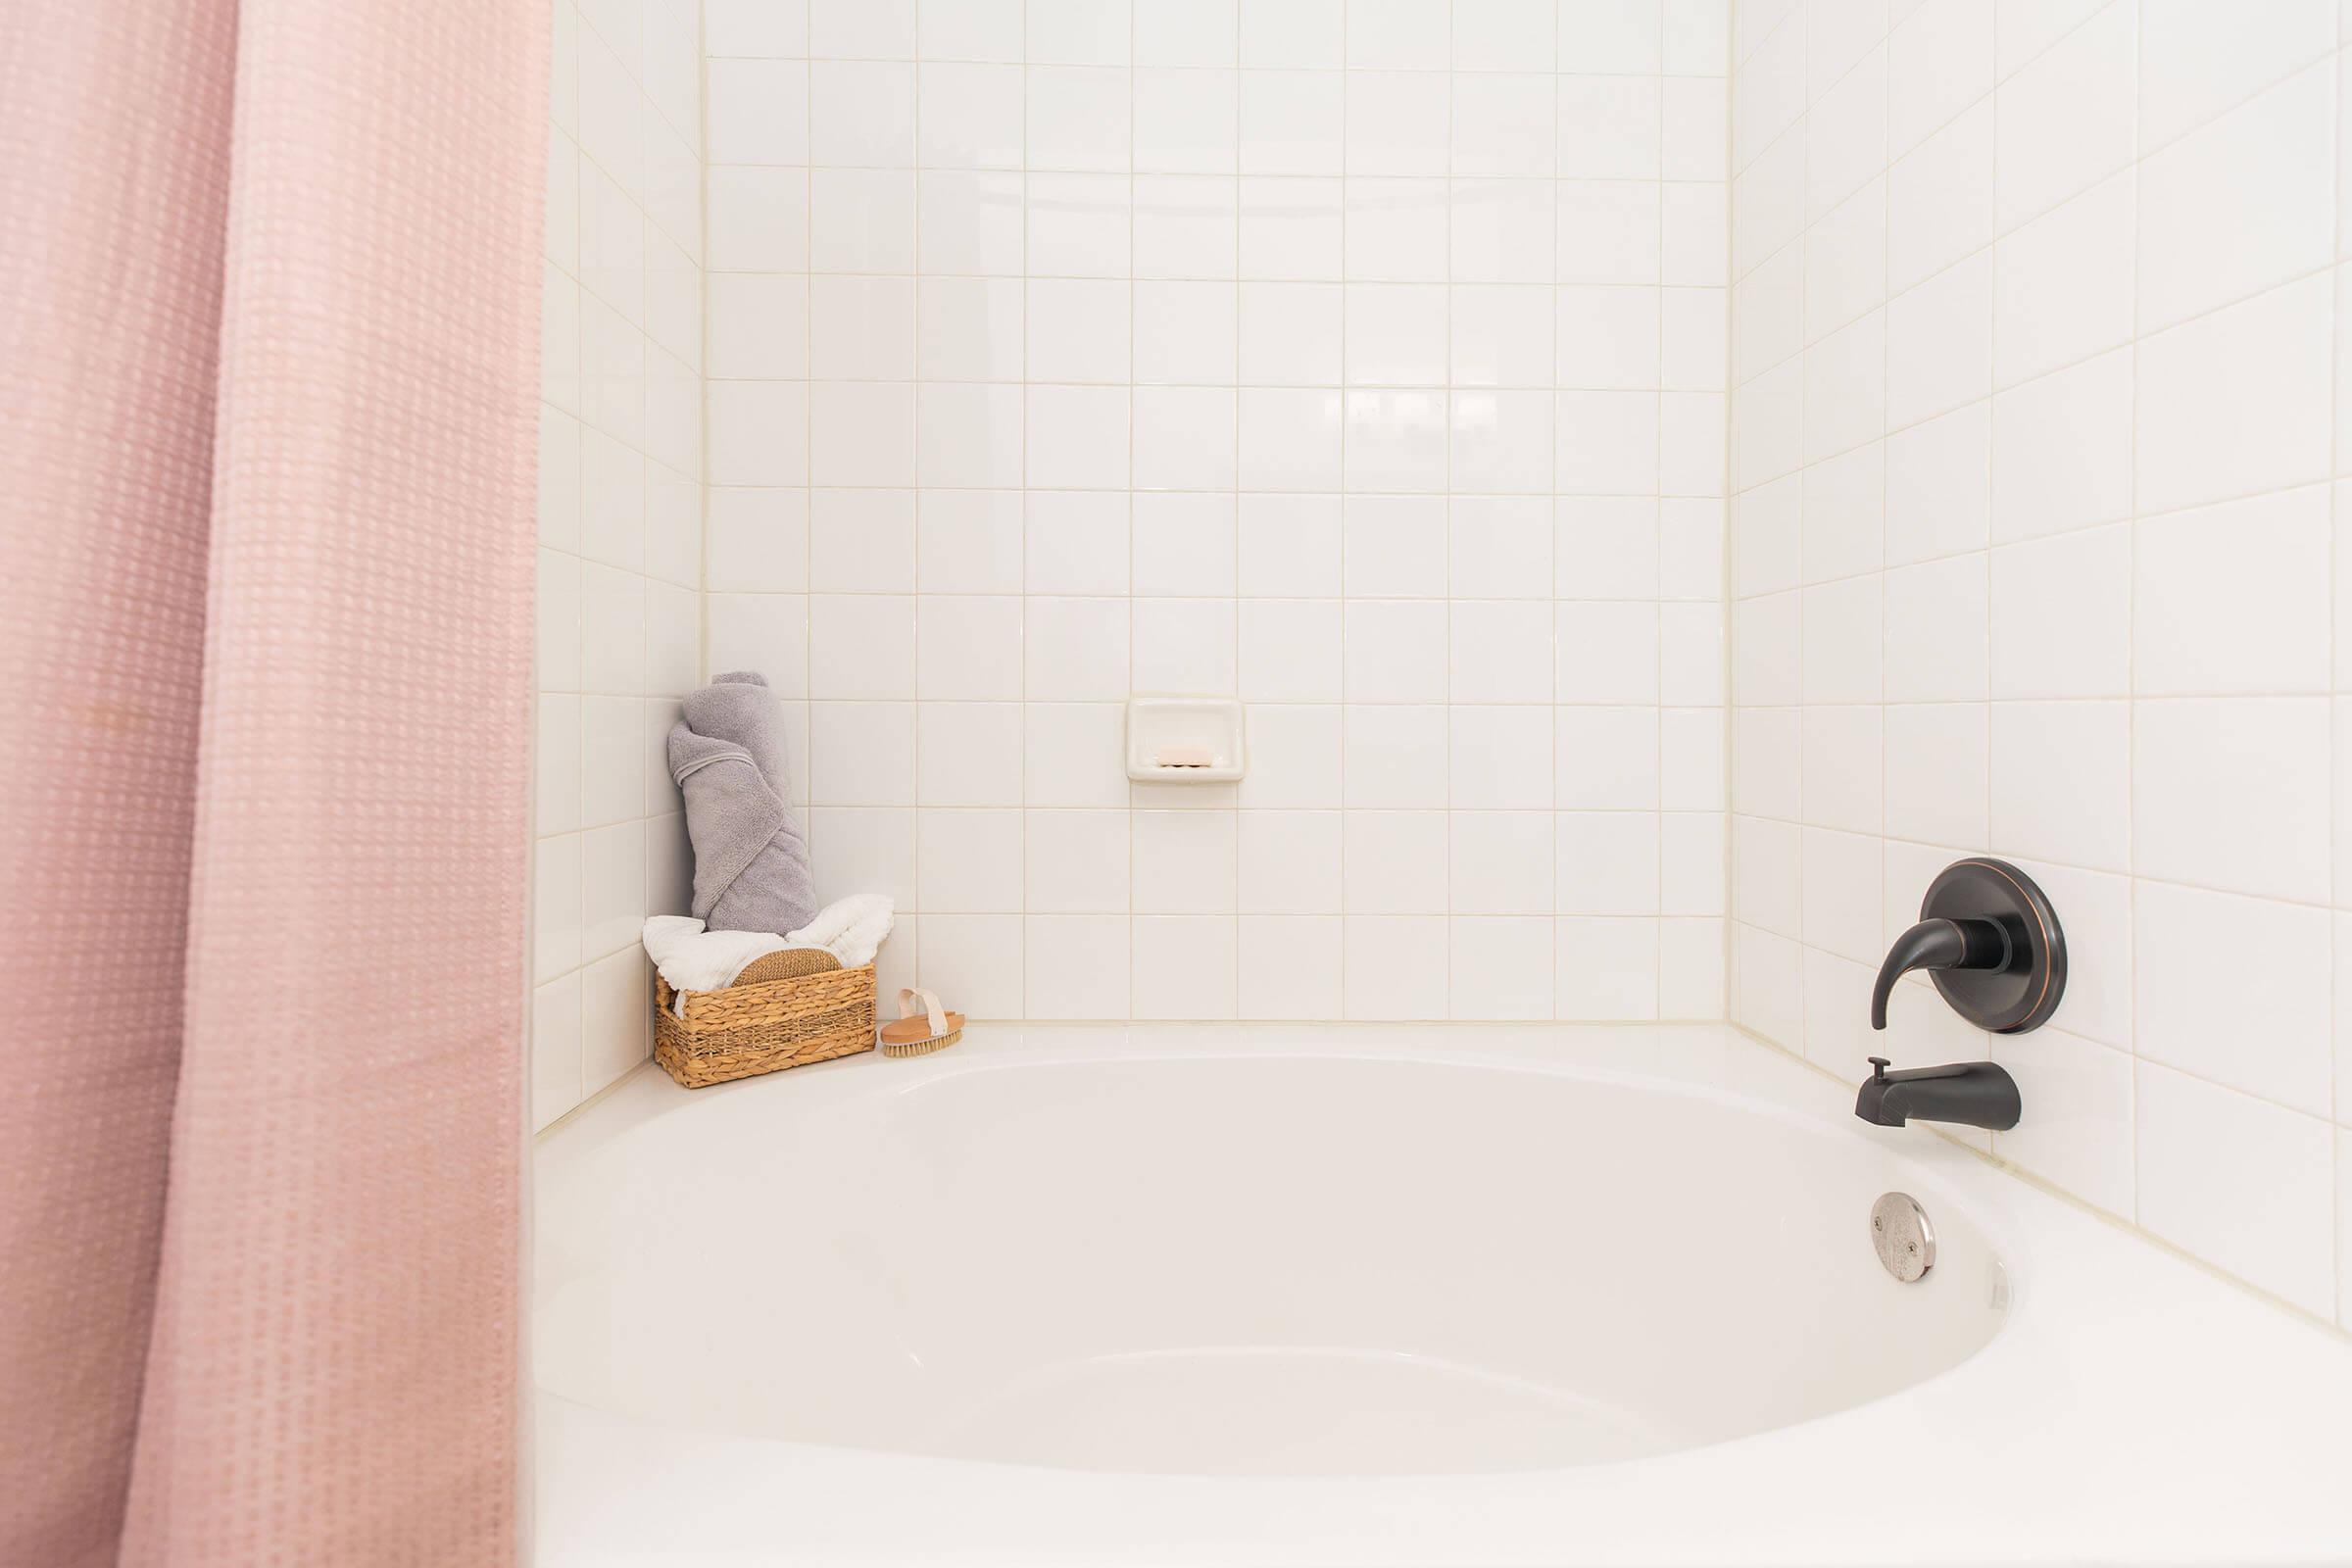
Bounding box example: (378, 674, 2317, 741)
(1154, 745, 1215, 767)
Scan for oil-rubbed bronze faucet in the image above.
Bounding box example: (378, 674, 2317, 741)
(1854, 1055, 2021, 1132)
(1858, 858, 2065, 1134)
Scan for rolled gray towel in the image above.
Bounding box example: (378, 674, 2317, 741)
(668, 670, 817, 935)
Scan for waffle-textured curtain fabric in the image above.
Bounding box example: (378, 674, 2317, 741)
(0, 0, 544, 1562)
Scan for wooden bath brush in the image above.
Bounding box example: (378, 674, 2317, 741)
(878, 986, 964, 1057)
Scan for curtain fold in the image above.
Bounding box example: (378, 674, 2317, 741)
(0, 4, 233, 1561)
(0, 0, 545, 1561)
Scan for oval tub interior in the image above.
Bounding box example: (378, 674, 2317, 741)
(535, 1051, 2006, 1477)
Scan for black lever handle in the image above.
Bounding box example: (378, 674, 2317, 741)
(1870, 918, 2011, 1030)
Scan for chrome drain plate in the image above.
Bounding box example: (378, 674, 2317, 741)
(1871, 1192, 1936, 1283)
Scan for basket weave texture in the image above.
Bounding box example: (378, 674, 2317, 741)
(652, 956, 876, 1088)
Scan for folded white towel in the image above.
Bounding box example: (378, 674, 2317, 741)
(641, 896, 897, 1008)
(641, 915, 787, 997)
(785, 893, 894, 970)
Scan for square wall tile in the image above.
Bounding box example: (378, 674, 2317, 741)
(1134, 916, 1240, 1018)
(1450, 917, 1557, 1019)
(1344, 915, 1450, 1018)
(919, 914, 1025, 1017)
(1556, 916, 1660, 1019)
(1024, 914, 1131, 1018)
(1240, 914, 1346, 1017)
(2135, 273, 2332, 515)
(1989, 700, 2130, 873)
(2137, 1063, 2337, 1317)
(2133, 698, 2330, 905)
(2133, 488, 2330, 697)
(2136, 880, 2333, 1116)
(1989, 524, 2130, 701)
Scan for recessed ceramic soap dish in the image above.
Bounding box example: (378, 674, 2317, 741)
(1124, 697, 1247, 782)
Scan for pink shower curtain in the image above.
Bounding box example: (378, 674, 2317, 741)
(0, 0, 545, 1562)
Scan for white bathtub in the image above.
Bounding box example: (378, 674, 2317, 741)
(534, 1024, 2352, 1565)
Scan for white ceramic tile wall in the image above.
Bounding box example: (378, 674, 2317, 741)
(699, 0, 1732, 1023)
(1727, 0, 2351, 1330)
(535, 0, 706, 1130)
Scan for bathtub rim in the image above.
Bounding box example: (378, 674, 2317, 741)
(533, 1021, 2352, 1568)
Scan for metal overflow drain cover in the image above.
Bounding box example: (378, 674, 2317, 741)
(1871, 1192, 1936, 1283)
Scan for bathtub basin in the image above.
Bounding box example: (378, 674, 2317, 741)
(534, 1023, 2352, 1565)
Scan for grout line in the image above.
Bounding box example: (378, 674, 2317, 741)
(2125, 0, 2145, 1232)
(696, 0, 710, 692)
(1979, 0, 2004, 1148)
(1018, 0, 1032, 1017)
(803, 5, 825, 986)
(1230, 0, 1244, 1018)
(1124, 0, 1138, 1017)
(1786, 0, 1816, 1065)
(1549, 10, 1568, 1025)
(709, 163, 1731, 185)
(2132, 36, 2346, 168)
(715, 366, 1737, 389)
(1650, 3, 1667, 1022)
(1717, 817, 2345, 911)
(911, 0, 932, 1006)
(1336, 0, 1348, 1020)
(1722, 33, 1755, 1030)
(2325, 13, 2344, 1332)
(1732, 251, 2341, 418)
(1440, 4, 1453, 1024)
(1715, 16, 1736, 1026)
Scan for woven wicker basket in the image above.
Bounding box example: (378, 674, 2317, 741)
(652, 950, 877, 1089)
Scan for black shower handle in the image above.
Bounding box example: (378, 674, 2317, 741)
(1869, 917, 2012, 1031)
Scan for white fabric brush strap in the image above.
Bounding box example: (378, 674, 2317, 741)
(896, 986, 948, 1037)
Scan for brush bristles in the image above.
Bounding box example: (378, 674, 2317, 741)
(880, 1028, 962, 1058)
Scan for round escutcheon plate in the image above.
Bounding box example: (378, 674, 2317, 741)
(1919, 858, 2068, 1034)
